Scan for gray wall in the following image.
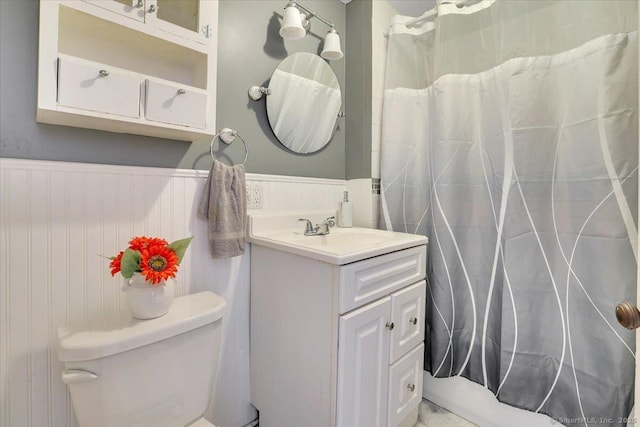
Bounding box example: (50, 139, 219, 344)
(0, 0, 347, 179)
(345, 0, 372, 180)
(214, 0, 346, 178)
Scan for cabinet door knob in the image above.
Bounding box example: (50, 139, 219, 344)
(409, 316, 417, 325)
(135, 0, 143, 8)
(148, 4, 158, 13)
(385, 322, 395, 330)
(98, 70, 109, 77)
(407, 383, 416, 392)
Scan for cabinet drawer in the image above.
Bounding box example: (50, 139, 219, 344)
(339, 245, 426, 314)
(388, 343, 424, 427)
(390, 281, 426, 363)
(145, 78, 207, 129)
(57, 55, 140, 118)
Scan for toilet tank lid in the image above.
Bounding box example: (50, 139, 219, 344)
(56, 291, 226, 362)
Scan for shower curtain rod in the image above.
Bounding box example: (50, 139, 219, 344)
(383, 6, 436, 37)
(384, 0, 485, 37)
(389, 0, 485, 31)
(404, 7, 438, 28)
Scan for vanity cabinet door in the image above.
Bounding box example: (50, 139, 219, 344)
(387, 343, 424, 427)
(389, 281, 426, 363)
(337, 297, 391, 427)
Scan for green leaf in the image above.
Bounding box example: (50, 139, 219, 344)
(120, 248, 141, 279)
(168, 237, 193, 264)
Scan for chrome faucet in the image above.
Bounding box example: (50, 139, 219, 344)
(298, 216, 336, 236)
(298, 218, 315, 235)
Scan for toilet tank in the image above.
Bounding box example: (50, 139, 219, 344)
(56, 291, 226, 427)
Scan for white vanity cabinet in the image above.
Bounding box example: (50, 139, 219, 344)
(37, 0, 217, 141)
(250, 240, 427, 427)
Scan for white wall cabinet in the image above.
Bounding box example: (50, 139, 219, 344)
(250, 244, 427, 427)
(37, 0, 217, 141)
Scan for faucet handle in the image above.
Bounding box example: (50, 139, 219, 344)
(325, 216, 336, 228)
(298, 218, 315, 235)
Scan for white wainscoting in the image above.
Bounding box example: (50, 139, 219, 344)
(0, 158, 346, 427)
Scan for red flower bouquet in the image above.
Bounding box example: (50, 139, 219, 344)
(108, 236, 193, 284)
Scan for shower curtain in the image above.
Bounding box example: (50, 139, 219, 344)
(380, 1, 638, 424)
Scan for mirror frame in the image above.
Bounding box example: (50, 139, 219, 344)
(265, 52, 342, 154)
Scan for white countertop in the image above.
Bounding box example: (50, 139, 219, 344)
(247, 211, 428, 265)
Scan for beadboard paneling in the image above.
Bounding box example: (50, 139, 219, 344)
(0, 158, 346, 427)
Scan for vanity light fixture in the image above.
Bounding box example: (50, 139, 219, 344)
(280, 2, 307, 39)
(321, 27, 343, 60)
(279, 1, 344, 60)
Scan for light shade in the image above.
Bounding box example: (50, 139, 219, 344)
(321, 28, 343, 60)
(280, 3, 306, 40)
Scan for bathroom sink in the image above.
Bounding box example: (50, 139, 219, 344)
(248, 211, 427, 265)
(288, 228, 395, 248)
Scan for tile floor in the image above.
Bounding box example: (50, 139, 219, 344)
(248, 398, 477, 427)
(414, 399, 478, 427)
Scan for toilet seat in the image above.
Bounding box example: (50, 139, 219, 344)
(186, 417, 216, 427)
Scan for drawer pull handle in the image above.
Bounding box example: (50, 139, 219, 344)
(148, 4, 158, 12)
(410, 316, 417, 325)
(385, 322, 395, 330)
(177, 89, 186, 95)
(407, 383, 416, 392)
(98, 70, 109, 77)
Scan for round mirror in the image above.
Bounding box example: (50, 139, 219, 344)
(266, 52, 342, 154)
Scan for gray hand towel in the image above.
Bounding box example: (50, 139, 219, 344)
(197, 159, 247, 258)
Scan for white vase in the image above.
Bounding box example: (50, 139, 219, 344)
(122, 272, 175, 320)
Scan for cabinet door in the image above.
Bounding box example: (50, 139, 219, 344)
(390, 281, 426, 363)
(83, 0, 145, 21)
(387, 343, 424, 427)
(146, 0, 213, 45)
(337, 297, 391, 427)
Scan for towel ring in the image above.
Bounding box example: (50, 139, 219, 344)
(210, 128, 249, 165)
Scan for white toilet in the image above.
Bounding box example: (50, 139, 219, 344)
(56, 291, 226, 427)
